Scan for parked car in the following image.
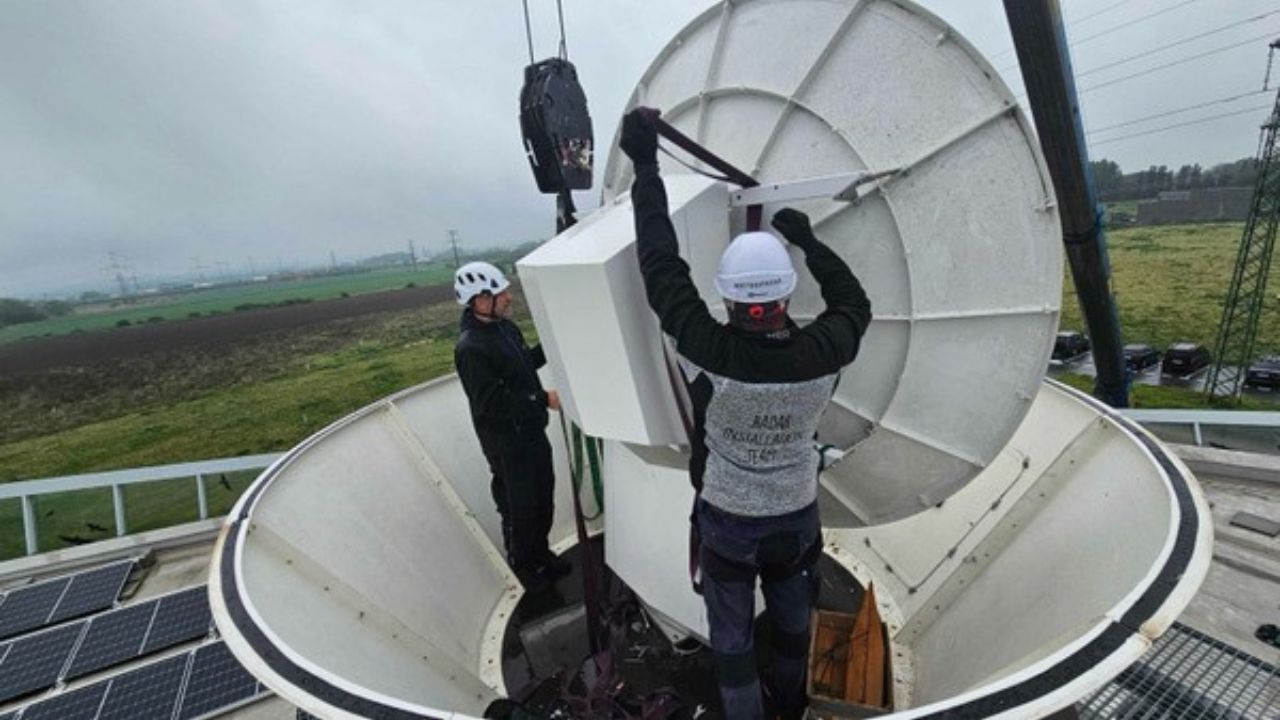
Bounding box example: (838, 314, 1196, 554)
(1244, 355, 1280, 389)
(1123, 344, 1161, 373)
(1052, 331, 1091, 363)
(1161, 342, 1212, 378)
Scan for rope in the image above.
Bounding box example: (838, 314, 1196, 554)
(521, 0, 535, 64)
(556, 0, 569, 59)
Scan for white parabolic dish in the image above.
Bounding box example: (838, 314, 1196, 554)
(601, 0, 1063, 524)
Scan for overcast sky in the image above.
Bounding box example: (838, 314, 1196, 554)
(0, 0, 1271, 298)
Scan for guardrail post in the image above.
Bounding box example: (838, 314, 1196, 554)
(196, 473, 208, 520)
(112, 485, 127, 537)
(1192, 422, 1203, 446)
(21, 496, 37, 556)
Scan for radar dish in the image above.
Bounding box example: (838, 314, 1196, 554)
(601, 0, 1063, 523)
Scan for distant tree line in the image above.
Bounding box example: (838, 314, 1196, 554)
(1091, 156, 1258, 201)
(0, 298, 73, 328)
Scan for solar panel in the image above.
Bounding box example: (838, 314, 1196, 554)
(141, 586, 210, 654)
(0, 577, 69, 640)
(47, 561, 133, 625)
(63, 600, 157, 681)
(0, 622, 84, 703)
(97, 652, 190, 720)
(6, 640, 271, 720)
(176, 642, 266, 720)
(17, 682, 108, 720)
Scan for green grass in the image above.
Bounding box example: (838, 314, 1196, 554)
(0, 337, 457, 482)
(1054, 372, 1276, 410)
(0, 265, 455, 344)
(1060, 222, 1280, 354)
(0, 332, 459, 560)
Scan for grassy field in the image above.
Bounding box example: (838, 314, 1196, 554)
(1059, 222, 1279, 354)
(0, 265, 455, 344)
(0, 301, 468, 559)
(0, 302, 469, 481)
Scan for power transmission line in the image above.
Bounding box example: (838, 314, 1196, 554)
(1077, 9, 1280, 78)
(1088, 104, 1272, 146)
(992, 0, 1205, 61)
(991, 0, 1146, 60)
(1079, 32, 1275, 93)
(1071, 0, 1206, 48)
(1086, 88, 1272, 135)
(999, 7, 1274, 76)
(1072, 0, 1146, 26)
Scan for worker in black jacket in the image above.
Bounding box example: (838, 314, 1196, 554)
(620, 108, 872, 720)
(453, 261, 568, 594)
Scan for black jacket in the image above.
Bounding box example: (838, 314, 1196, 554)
(455, 309, 550, 445)
(631, 163, 872, 513)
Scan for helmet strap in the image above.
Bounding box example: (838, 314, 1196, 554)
(471, 292, 500, 322)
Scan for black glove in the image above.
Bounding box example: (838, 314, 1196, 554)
(620, 107, 661, 166)
(771, 208, 818, 249)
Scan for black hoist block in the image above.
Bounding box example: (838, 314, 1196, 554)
(520, 57, 593, 193)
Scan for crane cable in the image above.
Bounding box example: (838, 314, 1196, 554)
(521, 0, 571, 63)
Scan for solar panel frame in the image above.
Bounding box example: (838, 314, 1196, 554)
(140, 586, 211, 655)
(16, 682, 108, 720)
(0, 578, 70, 640)
(96, 652, 191, 720)
(176, 641, 267, 720)
(47, 561, 133, 625)
(63, 599, 159, 681)
(0, 622, 85, 703)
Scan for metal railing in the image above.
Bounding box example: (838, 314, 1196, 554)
(1120, 408, 1280, 450)
(1, 409, 1277, 558)
(0, 453, 282, 556)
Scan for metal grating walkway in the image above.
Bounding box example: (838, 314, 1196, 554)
(1080, 622, 1279, 719)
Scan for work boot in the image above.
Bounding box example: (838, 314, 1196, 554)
(538, 552, 573, 580)
(517, 566, 552, 594)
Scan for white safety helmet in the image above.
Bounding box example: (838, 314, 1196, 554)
(454, 261, 511, 306)
(714, 231, 797, 303)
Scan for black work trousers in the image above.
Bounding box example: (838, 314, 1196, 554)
(481, 432, 556, 579)
(697, 500, 821, 720)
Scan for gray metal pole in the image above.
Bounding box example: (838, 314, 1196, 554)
(112, 484, 128, 537)
(1004, 0, 1130, 408)
(21, 495, 38, 556)
(196, 473, 209, 520)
